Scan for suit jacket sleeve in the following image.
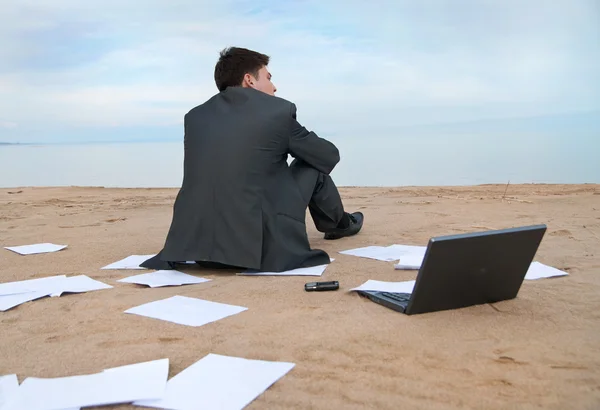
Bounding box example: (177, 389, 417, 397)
(288, 103, 340, 175)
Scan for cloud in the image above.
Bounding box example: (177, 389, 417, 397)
(0, 0, 598, 142)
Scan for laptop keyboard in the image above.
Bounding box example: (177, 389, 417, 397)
(380, 292, 411, 303)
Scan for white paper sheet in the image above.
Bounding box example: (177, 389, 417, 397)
(0, 374, 19, 408)
(101, 254, 155, 270)
(0, 291, 53, 312)
(50, 275, 113, 297)
(339, 245, 396, 261)
(118, 270, 211, 288)
(394, 253, 425, 270)
(1, 359, 168, 410)
(133, 353, 295, 410)
(525, 262, 569, 280)
(3, 243, 67, 255)
(350, 279, 416, 294)
(125, 295, 247, 327)
(388, 244, 426, 257)
(340, 244, 426, 262)
(0, 275, 112, 310)
(238, 259, 335, 276)
(0, 275, 67, 296)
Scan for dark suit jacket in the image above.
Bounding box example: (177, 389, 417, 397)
(144, 86, 340, 272)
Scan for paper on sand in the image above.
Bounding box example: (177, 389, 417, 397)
(102, 255, 197, 270)
(339, 245, 398, 261)
(350, 279, 416, 294)
(525, 262, 569, 280)
(0, 374, 19, 408)
(238, 258, 335, 276)
(49, 275, 113, 297)
(133, 353, 295, 410)
(118, 270, 211, 288)
(0, 275, 112, 311)
(341, 244, 426, 262)
(1, 359, 168, 410)
(3, 243, 67, 255)
(101, 254, 155, 270)
(339, 243, 426, 269)
(0, 275, 67, 297)
(124, 295, 247, 327)
(392, 258, 569, 280)
(394, 253, 425, 270)
(0, 291, 55, 312)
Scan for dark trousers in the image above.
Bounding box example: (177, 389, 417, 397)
(289, 160, 345, 232)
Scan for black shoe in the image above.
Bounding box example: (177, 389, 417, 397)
(324, 212, 364, 240)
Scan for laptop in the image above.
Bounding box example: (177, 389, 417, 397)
(357, 224, 547, 315)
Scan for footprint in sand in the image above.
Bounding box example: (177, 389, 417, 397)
(46, 334, 70, 343)
(550, 229, 577, 240)
(158, 337, 182, 343)
(495, 356, 528, 365)
(105, 217, 127, 223)
(59, 223, 102, 229)
(550, 364, 588, 370)
(550, 229, 572, 237)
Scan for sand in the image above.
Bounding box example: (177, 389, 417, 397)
(1, 184, 599, 409)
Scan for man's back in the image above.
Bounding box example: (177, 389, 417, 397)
(182, 87, 291, 199)
(157, 87, 339, 271)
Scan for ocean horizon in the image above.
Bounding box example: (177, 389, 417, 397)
(1, 135, 599, 189)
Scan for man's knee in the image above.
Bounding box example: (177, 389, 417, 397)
(290, 160, 321, 199)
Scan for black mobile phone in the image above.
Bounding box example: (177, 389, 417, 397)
(304, 281, 339, 292)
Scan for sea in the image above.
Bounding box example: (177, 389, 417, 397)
(0, 134, 598, 188)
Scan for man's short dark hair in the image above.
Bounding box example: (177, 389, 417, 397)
(214, 47, 270, 92)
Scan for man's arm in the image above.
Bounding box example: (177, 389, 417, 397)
(288, 103, 340, 175)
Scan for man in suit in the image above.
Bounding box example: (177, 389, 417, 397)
(141, 46, 363, 272)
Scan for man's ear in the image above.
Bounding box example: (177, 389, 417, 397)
(242, 73, 255, 88)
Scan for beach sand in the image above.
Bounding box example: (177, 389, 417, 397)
(1, 184, 599, 409)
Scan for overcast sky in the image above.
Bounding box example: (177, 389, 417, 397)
(1, 0, 599, 143)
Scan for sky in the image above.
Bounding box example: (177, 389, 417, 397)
(0, 0, 599, 144)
